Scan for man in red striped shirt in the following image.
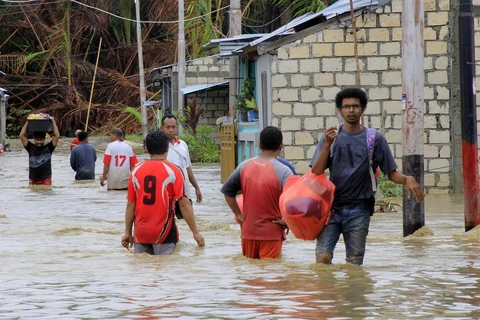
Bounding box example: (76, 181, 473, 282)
(221, 126, 292, 259)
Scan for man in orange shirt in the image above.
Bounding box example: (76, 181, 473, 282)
(121, 130, 205, 255)
(221, 126, 292, 259)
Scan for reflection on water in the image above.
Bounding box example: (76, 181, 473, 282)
(1, 150, 480, 319)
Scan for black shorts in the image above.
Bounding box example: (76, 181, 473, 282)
(175, 199, 193, 219)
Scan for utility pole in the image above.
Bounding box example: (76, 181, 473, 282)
(135, 0, 148, 141)
(402, 0, 425, 237)
(229, 0, 241, 120)
(459, 0, 480, 231)
(178, 0, 186, 118)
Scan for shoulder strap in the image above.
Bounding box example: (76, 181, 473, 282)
(329, 125, 377, 192)
(366, 128, 377, 192)
(169, 143, 188, 167)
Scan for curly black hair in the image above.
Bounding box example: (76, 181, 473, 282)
(335, 87, 368, 109)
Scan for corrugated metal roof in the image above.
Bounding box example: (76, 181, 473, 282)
(203, 33, 294, 57)
(243, 13, 322, 49)
(234, 0, 391, 54)
(322, 0, 391, 19)
(219, 42, 252, 57)
(203, 34, 269, 49)
(181, 81, 229, 95)
(204, 34, 272, 57)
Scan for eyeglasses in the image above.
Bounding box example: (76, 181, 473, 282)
(340, 104, 363, 110)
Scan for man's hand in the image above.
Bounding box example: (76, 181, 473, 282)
(121, 234, 133, 249)
(272, 218, 289, 235)
(193, 232, 205, 247)
(324, 126, 338, 147)
(100, 176, 106, 187)
(234, 213, 244, 225)
(405, 176, 425, 202)
(195, 188, 203, 203)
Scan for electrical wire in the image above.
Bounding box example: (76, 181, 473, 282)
(0, 0, 240, 24)
(0, 0, 40, 3)
(0, 0, 63, 7)
(69, 0, 239, 24)
(241, 2, 295, 30)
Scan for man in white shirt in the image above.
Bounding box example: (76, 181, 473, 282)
(160, 115, 203, 205)
(100, 128, 138, 190)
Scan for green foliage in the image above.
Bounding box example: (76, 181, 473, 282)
(377, 173, 403, 197)
(26, 50, 50, 62)
(235, 78, 257, 112)
(185, 0, 227, 57)
(179, 125, 220, 163)
(125, 134, 144, 142)
(271, 0, 329, 18)
(6, 107, 32, 136)
(183, 99, 205, 134)
(123, 107, 143, 124)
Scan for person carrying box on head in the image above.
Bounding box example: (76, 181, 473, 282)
(19, 115, 60, 185)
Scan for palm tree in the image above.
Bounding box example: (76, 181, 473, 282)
(0, 0, 178, 135)
(0, 0, 336, 135)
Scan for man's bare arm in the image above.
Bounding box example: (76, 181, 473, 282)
(19, 122, 28, 147)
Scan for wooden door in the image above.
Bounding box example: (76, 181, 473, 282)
(218, 123, 236, 183)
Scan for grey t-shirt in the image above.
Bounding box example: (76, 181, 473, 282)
(310, 127, 397, 210)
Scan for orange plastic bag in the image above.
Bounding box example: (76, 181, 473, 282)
(279, 171, 335, 240)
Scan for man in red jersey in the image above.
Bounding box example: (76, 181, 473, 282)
(221, 126, 292, 259)
(121, 130, 205, 255)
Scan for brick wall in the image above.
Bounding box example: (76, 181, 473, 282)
(271, 0, 453, 193)
(185, 88, 230, 126)
(171, 55, 230, 127)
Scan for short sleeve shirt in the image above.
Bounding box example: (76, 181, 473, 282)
(166, 139, 192, 169)
(103, 141, 138, 189)
(25, 141, 56, 181)
(166, 138, 193, 198)
(128, 160, 186, 244)
(310, 127, 398, 209)
(220, 157, 293, 241)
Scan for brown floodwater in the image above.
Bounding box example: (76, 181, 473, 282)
(0, 150, 479, 319)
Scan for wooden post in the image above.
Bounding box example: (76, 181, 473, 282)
(229, 0, 241, 165)
(178, 0, 186, 130)
(348, 0, 364, 125)
(349, 0, 362, 88)
(459, 0, 480, 231)
(229, 0, 241, 120)
(85, 37, 102, 132)
(402, 0, 425, 236)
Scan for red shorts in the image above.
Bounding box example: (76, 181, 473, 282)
(29, 177, 52, 185)
(241, 239, 283, 259)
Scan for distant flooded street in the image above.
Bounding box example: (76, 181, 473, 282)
(1, 150, 480, 319)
